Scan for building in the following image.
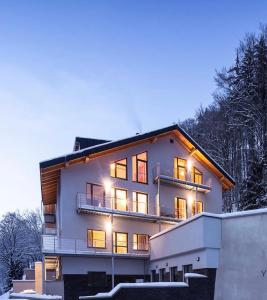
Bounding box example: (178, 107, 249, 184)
(39, 124, 235, 300)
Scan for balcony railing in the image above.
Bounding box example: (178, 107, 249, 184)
(153, 163, 211, 193)
(77, 194, 188, 222)
(77, 193, 153, 216)
(42, 235, 150, 257)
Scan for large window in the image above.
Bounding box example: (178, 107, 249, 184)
(133, 234, 149, 251)
(191, 167, 203, 184)
(113, 232, 128, 254)
(86, 183, 105, 206)
(175, 198, 187, 220)
(192, 201, 203, 216)
(111, 188, 128, 211)
(87, 230, 106, 248)
(174, 158, 187, 180)
(132, 192, 148, 214)
(132, 152, 148, 184)
(110, 158, 127, 180)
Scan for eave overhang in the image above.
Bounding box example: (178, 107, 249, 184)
(40, 125, 235, 205)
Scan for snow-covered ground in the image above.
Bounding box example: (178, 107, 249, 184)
(0, 292, 9, 300)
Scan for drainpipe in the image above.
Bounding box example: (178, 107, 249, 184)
(111, 204, 115, 289)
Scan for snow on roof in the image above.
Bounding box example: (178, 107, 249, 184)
(184, 273, 207, 278)
(10, 293, 61, 300)
(79, 282, 188, 299)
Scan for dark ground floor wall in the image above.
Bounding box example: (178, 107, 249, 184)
(62, 268, 216, 300)
(64, 274, 151, 300)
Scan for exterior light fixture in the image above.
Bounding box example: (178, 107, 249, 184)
(187, 194, 193, 206)
(187, 159, 192, 171)
(105, 220, 112, 233)
(103, 179, 112, 194)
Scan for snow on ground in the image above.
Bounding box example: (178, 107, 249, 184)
(80, 282, 188, 299)
(0, 292, 9, 300)
(10, 293, 61, 300)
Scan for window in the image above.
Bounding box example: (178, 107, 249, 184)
(192, 201, 203, 215)
(175, 198, 187, 220)
(191, 167, 203, 184)
(183, 264, 193, 281)
(174, 158, 187, 180)
(133, 192, 148, 214)
(133, 234, 149, 251)
(86, 183, 105, 206)
(113, 232, 128, 254)
(87, 230, 106, 248)
(170, 266, 179, 282)
(151, 270, 157, 282)
(111, 188, 128, 211)
(159, 268, 165, 282)
(132, 152, 148, 183)
(110, 158, 127, 180)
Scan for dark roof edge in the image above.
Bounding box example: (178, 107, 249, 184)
(39, 124, 235, 185)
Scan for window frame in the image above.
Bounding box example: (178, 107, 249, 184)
(132, 151, 148, 184)
(110, 158, 128, 180)
(175, 197, 187, 220)
(133, 233, 149, 251)
(113, 231, 128, 254)
(111, 187, 128, 211)
(192, 200, 204, 216)
(87, 229, 106, 249)
(86, 183, 105, 206)
(191, 167, 203, 184)
(132, 191, 148, 214)
(174, 157, 187, 180)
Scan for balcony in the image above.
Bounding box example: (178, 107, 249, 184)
(42, 235, 150, 258)
(153, 164, 211, 193)
(77, 193, 180, 223)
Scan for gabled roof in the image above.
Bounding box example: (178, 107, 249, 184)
(40, 124, 235, 205)
(73, 137, 110, 151)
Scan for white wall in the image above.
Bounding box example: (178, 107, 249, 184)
(215, 211, 267, 300)
(149, 214, 221, 272)
(61, 256, 148, 275)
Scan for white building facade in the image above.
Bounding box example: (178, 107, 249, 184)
(40, 125, 234, 300)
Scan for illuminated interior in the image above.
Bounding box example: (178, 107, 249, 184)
(192, 201, 203, 215)
(110, 158, 127, 179)
(192, 167, 203, 184)
(113, 232, 128, 254)
(133, 233, 149, 250)
(174, 157, 187, 180)
(88, 229, 106, 248)
(111, 188, 128, 211)
(132, 191, 148, 214)
(132, 152, 148, 183)
(44, 256, 61, 281)
(175, 198, 187, 220)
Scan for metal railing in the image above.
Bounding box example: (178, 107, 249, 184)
(153, 163, 211, 190)
(77, 193, 151, 215)
(42, 235, 150, 256)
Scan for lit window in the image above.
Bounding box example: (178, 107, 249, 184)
(192, 201, 203, 216)
(174, 158, 187, 180)
(132, 152, 148, 183)
(133, 192, 148, 214)
(133, 234, 149, 251)
(88, 230, 106, 248)
(191, 167, 203, 184)
(111, 188, 128, 211)
(113, 232, 128, 254)
(110, 158, 127, 180)
(175, 198, 187, 220)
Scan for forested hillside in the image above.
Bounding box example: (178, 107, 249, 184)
(181, 27, 267, 212)
(0, 211, 42, 293)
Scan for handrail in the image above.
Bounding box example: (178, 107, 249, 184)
(42, 235, 150, 256)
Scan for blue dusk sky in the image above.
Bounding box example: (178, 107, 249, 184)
(0, 0, 266, 214)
